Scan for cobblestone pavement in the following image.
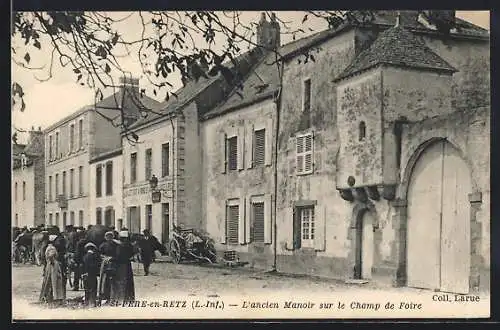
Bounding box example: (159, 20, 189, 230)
(12, 260, 490, 320)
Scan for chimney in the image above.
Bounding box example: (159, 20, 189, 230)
(119, 76, 140, 95)
(256, 12, 281, 50)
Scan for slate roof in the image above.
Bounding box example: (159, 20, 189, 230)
(335, 25, 458, 82)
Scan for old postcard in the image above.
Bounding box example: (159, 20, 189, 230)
(11, 10, 490, 320)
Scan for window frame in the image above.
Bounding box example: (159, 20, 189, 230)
(130, 152, 138, 183)
(62, 171, 67, 197)
(78, 118, 84, 150)
(145, 148, 153, 181)
(298, 206, 315, 249)
(96, 165, 102, 197)
(253, 128, 266, 167)
(105, 161, 113, 196)
(55, 130, 61, 159)
(251, 196, 266, 243)
(296, 132, 314, 175)
(69, 121, 76, 153)
(69, 169, 74, 198)
(161, 142, 170, 177)
(78, 166, 84, 196)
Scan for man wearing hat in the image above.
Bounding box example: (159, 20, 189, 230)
(73, 231, 89, 291)
(138, 229, 156, 276)
(98, 231, 118, 302)
(82, 242, 99, 307)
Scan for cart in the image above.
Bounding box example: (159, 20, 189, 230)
(169, 224, 217, 264)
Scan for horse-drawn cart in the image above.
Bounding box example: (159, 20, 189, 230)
(169, 225, 217, 264)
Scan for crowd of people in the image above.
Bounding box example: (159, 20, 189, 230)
(13, 225, 162, 308)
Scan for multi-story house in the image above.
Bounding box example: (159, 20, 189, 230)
(44, 77, 152, 229)
(11, 128, 45, 228)
(197, 11, 489, 295)
(89, 147, 123, 228)
(121, 50, 262, 243)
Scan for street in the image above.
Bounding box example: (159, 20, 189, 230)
(12, 260, 490, 320)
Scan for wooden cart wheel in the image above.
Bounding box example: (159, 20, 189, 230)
(169, 239, 181, 264)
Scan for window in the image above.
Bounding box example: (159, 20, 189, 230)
(70, 211, 75, 225)
(130, 152, 137, 183)
(252, 202, 265, 243)
(96, 166, 102, 197)
(296, 133, 313, 175)
(49, 213, 53, 226)
(145, 148, 152, 180)
(300, 206, 315, 248)
(359, 121, 366, 141)
(226, 203, 239, 244)
(69, 123, 75, 152)
(253, 129, 266, 166)
(63, 212, 67, 228)
(55, 131, 60, 158)
(55, 173, 59, 197)
(96, 208, 102, 225)
(78, 119, 83, 149)
(22, 181, 26, 201)
(49, 135, 53, 160)
(14, 182, 17, 202)
(79, 166, 83, 195)
(48, 176, 52, 201)
(303, 79, 311, 112)
(62, 171, 67, 197)
(162, 203, 169, 244)
(55, 213, 59, 227)
(227, 136, 238, 171)
(79, 210, 84, 226)
(106, 161, 113, 195)
(162, 143, 170, 177)
(70, 169, 74, 197)
(146, 204, 152, 231)
(104, 208, 114, 227)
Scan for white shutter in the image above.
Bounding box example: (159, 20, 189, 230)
(265, 118, 273, 166)
(220, 202, 227, 244)
(237, 127, 245, 170)
(314, 205, 325, 251)
(221, 132, 227, 174)
(264, 194, 273, 244)
(245, 197, 252, 243)
(246, 124, 254, 169)
(238, 197, 246, 244)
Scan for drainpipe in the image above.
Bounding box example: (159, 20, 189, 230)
(168, 116, 176, 230)
(272, 60, 284, 273)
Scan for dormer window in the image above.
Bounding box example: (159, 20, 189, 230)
(359, 121, 366, 141)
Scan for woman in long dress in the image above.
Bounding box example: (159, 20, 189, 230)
(110, 230, 135, 303)
(39, 235, 66, 306)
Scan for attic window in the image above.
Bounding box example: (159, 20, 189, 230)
(359, 121, 366, 141)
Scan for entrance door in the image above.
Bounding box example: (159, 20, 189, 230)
(162, 203, 170, 244)
(361, 211, 374, 279)
(407, 140, 471, 294)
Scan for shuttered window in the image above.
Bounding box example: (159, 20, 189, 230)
(162, 143, 169, 177)
(252, 202, 265, 242)
(296, 133, 313, 175)
(226, 205, 239, 244)
(106, 161, 113, 195)
(96, 166, 102, 197)
(227, 137, 238, 171)
(96, 208, 102, 225)
(253, 129, 265, 166)
(62, 171, 67, 197)
(130, 152, 137, 183)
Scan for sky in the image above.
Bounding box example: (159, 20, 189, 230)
(11, 11, 490, 143)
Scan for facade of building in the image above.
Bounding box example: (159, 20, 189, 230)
(89, 148, 123, 228)
(44, 77, 152, 229)
(197, 11, 490, 294)
(12, 128, 45, 228)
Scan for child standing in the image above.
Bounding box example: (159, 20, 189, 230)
(82, 242, 99, 307)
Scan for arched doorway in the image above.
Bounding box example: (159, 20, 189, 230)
(354, 209, 375, 280)
(406, 139, 472, 294)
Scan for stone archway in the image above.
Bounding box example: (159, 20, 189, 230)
(394, 138, 482, 293)
(348, 202, 380, 280)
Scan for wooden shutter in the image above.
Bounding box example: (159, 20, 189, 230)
(220, 202, 227, 244)
(314, 205, 326, 251)
(265, 118, 273, 166)
(304, 133, 313, 173)
(253, 202, 265, 243)
(237, 127, 245, 170)
(245, 197, 252, 243)
(246, 124, 254, 169)
(238, 197, 246, 244)
(292, 207, 301, 250)
(227, 205, 239, 244)
(296, 136, 304, 174)
(254, 129, 265, 166)
(264, 194, 273, 244)
(221, 132, 227, 174)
